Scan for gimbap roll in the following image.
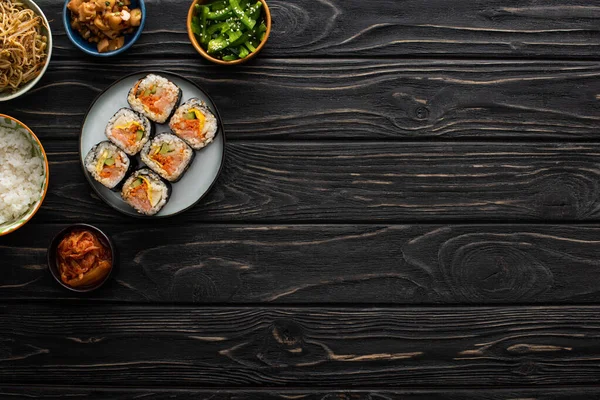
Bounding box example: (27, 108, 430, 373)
(127, 74, 182, 124)
(140, 133, 195, 182)
(105, 108, 153, 156)
(169, 98, 218, 150)
(121, 169, 171, 216)
(84, 141, 133, 191)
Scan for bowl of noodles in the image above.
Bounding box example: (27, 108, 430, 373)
(0, 0, 52, 102)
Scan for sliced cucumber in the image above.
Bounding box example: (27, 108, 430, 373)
(136, 130, 144, 141)
(104, 157, 115, 166)
(159, 143, 172, 155)
(130, 178, 144, 188)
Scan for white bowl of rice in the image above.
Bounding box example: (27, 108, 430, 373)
(0, 114, 49, 236)
(0, 0, 53, 102)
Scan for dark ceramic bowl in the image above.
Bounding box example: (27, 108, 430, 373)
(63, 0, 146, 57)
(47, 224, 115, 293)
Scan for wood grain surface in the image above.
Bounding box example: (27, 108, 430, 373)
(2, 387, 600, 400)
(37, 0, 600, 58)
(3, 305, 600, 386)
(3, 0, 600, 394)
(7, 59, 600, 140)
(2, 224, 600, 304)
(25, 140, 600, 223)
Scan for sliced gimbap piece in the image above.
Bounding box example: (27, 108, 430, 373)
(84, 141, 133, 191)
(105, 108, 153, 156)
(121, 169, 171, 216)
(140, 133, 195, 182)
(127, 74, 182, 124)
(169, 98, 218, 150)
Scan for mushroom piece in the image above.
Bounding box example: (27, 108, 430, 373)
(107, 12, 123, 30)
(107, 36, 125, 51)
(93, 15, 110, 31)
(78, 2, 97, 21)
(67, 0, 83, 13)
(97, 38, 110, 53)
(129, 8, 142, 27)
(93, 0, 106, 11)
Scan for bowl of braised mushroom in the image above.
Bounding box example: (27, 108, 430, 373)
(63, 0, 145, 56)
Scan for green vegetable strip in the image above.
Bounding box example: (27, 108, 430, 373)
(229, 32, 249, 47)
(226, 29, 243, 43)
(208, 29, 241, 54)
(206, 5, 233, 20)
(201, 6, 209, 44)
(249, 1, 262, 19)
(210, 0, 228, 11)
(238, 46, 249, 58)
(207, 21, 230, 36)
(222, 55, 238, 61)
(208, 36, 229, 53)
(191, 16, 202, 36)
(229, 0, 256, 29)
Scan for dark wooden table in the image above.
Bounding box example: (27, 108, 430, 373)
(2, 0, 600, 398)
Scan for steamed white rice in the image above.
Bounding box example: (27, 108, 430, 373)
(0, 126, 45, 224)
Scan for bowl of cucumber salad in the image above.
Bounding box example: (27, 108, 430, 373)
(187, 0, 271, 65)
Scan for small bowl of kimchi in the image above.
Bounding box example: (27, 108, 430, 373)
(47, 224, 115, 293)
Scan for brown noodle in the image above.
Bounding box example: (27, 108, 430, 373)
(0, 0, 48, 93)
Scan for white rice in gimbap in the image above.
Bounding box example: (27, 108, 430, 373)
(140, 133, 194, 182)
(84, 141, 131, 190)
(169, 98, 218, 150)
(105, 108, 152, 156)
(127, 74, 181, 124)
(121, 169, 171, 216)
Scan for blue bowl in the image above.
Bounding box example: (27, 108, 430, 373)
(63, 0, 146, 56)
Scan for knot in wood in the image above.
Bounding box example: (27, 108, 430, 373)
(444, 242, 553, 302)
(414, 106, 429, 120)
(513, 360, 539, 377)
(533, 171, 598, 219)
(271, 3, 307, 35)
(271, 319, 304, 347)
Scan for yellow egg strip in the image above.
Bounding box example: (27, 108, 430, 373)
(114, 121, 143, 131)
(96, 150, 109, 174)
(189, 108, 206, 136)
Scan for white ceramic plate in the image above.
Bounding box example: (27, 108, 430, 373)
(80, 71, 225, 218)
